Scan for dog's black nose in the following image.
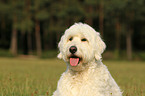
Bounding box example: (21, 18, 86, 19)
(69, 46, 77, 54)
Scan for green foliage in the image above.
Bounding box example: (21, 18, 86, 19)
(103, 51, 145, 61)
(0, 0, 145, 57)
(32, 0, 50, 20)
(35, 10, 49, 20)
(105, 0, 127, 14)
(84, 0, 97, 5)
(41, 50, 58, 59)
(20, 18, 34, 32)
(0, 2, 10, 14)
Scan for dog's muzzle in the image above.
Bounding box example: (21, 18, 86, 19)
(69, 46, 82, 66)
(69, 46, 77, 54)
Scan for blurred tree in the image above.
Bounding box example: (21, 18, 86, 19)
(98, 0, 104, 36)
(25, 0, 33, 54)
(0, 0, 18, 55)
(0, 0, 144, 60)
(32, 0, 49, 56)
(124, 0, 137, 60)
(9, 0, 23, 56)
(133, 0, 145, 51)
(85, 0, 104, 36)
(0, 0, 10, 48)
(105, 0, 127, 59)
(65, 0, 84, 26)
(19, 0, 33, 54)
(47, 0, 63, 49)
(47, 0, 84, 49)
(84, 0, 97, 25)
(42, 0, 52, 50)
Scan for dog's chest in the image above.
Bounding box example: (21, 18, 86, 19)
(68, 78, 88, 96)
(65, 73, 96, 96)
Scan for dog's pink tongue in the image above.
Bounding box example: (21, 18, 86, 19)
(70, 58, 79, 66)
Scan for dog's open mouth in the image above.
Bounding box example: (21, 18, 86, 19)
(69, 55, 81, 66)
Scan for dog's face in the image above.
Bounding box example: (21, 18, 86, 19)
(58, 23, 106, 71)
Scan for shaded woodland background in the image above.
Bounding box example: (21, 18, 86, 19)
(0, 0, 145, 60)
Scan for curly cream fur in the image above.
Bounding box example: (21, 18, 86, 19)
(53, 23, 122, 96)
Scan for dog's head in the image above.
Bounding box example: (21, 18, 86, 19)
(57, 23, 106, 71)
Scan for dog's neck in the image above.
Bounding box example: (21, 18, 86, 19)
(67, 59, 102, 76)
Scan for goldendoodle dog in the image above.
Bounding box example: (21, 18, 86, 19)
(52, 23, 122, 96)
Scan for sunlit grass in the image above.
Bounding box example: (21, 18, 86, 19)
(0, 58, 66, 96)
(0, 58, 145, 96)
(103, 61, 145, 96)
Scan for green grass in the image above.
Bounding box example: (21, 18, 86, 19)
(0, 58, 145, 96)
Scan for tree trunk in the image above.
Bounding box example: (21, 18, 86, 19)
(27, 32, 32, 54)
(85, 6, 93, 26)
(1, 17, 6, 41)
(26, 0, 33, 55)
(126, 11, 134, 60)
(21, 31, 25, 54)
(48, 16, 55, 49)
(43, 29, 49, 50)
(115, 17, 121, 59)
(10, 16, 17, 56)
(126, 27, 133, 60)
(99, 0, 104, 37)
(35, 19, 42, 57)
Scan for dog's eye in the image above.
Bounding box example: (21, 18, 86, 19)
(69, 37, 73, 41)
(81, 38, 87, 42)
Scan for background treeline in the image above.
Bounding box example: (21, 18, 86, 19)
(0, 0, 145, 60)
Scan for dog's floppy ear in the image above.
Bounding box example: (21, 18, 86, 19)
(57, 35, 65, 59)
(57, 52, 63, 59)
(95, 33, 106, 60)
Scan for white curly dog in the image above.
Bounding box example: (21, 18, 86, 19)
(52, 23, 122, 96)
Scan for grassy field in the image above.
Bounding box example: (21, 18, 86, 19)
(0, 58, 145, 96)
